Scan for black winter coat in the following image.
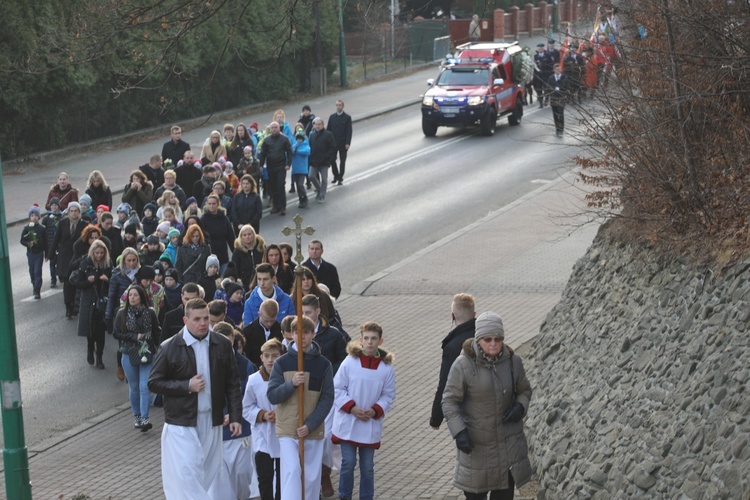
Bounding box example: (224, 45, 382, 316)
(201, 210, 235, 265)
(327, 111, 352, 149)
(308, 129, 337, 167)
(429, 318, 476, 428)
(107, 267, 136, 320)
(230, 191, 262, 233)
(50, 218, 87, 279)
(302, 258, 342, 299)
(314, 318, 349, 375)
(231, 243, 263, 290)
(162, 139, 192, 167)
(75, 257, 112, 338)
(85, 185, 113, 212)
(42, 212, 62, 256)
(175, 243, 211, 285)
(242, 318, 283, 368)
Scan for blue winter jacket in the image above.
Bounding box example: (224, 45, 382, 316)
(291, 137, 311, 175)
(243, 285, 295, 324)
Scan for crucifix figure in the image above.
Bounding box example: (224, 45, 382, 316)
(282, 214, 316, 271)
(281, 213, 315, 500)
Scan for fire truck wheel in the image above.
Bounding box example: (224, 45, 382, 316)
(422, 117, 438, 137)
(508, 98, 524, 126)
(480, 109, 497, 136)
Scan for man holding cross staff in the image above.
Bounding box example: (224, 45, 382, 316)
(268, 215, 334, 500)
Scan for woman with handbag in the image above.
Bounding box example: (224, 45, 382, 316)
(113, 285, 160, 432)
(175, 224, 211, 285)
(75, 240, 112, 369)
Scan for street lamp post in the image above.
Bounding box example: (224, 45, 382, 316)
(337, 0, 348, 87)
(0, 161, 33, 499)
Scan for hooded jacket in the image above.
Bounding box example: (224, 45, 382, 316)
(267, 340, 334, 439)
(442, 339, 533, 493)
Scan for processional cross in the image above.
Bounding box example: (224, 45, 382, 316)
(281, 214, 315, 500)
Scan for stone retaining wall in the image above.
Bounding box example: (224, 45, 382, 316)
(524, 223, 750, 498)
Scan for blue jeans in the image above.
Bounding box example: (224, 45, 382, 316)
(339, 443, 375, 500)
(27, 251, 44, 290)
(121, 354, 152, 419)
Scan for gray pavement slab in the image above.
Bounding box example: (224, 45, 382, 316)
(1, 170, 598, 499)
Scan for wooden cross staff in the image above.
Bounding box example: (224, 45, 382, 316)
(281, 214, 315, 499)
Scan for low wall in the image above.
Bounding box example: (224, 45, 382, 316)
(524, 223, 750, 498)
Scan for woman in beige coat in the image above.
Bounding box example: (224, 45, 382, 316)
(442, 312, 533, 499)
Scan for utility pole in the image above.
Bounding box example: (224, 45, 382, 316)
(337, 0, 348, 87)
(552, 0, 559, 35)
(0, 161, 33, 499)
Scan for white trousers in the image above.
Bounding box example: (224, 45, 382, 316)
(279, 437, 324, 500)
(208, 437, 259, 500)
(322, 407, 341, 470)
(162, 412, 223, 500)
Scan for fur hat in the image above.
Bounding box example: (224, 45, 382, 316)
(29, 204, 41, 218)
(475, 312, 505, 340)
(136, 265, 156, 281)
(206, 254, 220, 271)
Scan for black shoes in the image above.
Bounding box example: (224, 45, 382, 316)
(87, 350, 95, 365)
(95, 354, 105, 369)
(140, 419, 153, 432)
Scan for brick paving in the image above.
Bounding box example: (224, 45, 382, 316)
(0, 173, 597, 499)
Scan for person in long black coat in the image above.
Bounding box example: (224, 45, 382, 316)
(76, 240, 112, 369)
(327, 100, 353, 184)
(430, 293, 476, 429)
(230, 175, 263, 234)
(200, 195, 235, 267)
(50, 202, 88, 318)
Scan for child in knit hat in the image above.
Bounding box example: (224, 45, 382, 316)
(162, 227, 181, 264)
(79, 194, 96, 223)
(21, 204, 47, 299)
(141, 202, 159, 237)
(198, 254, 221, 300)
(42, 198, 63, 288)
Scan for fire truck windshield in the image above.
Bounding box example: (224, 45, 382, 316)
(436, 68, 490, 86)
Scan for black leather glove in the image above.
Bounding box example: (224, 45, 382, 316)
(105, 317, 114, 335)
(455, 428, 474, 454)
(503, 402, 525, 423)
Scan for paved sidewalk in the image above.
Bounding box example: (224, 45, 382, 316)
(1, 172, 598, 499)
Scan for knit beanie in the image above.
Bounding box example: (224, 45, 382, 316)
(156, 221, 171, 235)
(224, 281, 243, 299)
(143, 202, 158, 216)
(79, 194, 92, 207)
(49, 197, 61, 208)
(117, 203, 131, 214)
(185, 197, 197, 207)
(29, 204, 41, 218)
(167, 227, 181, 240)
(475, 312, 505, 340)
(206, 254, 220, 271)
(67, 201, 81, 211)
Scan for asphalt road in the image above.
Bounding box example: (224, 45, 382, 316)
(6, 102, 582, 448)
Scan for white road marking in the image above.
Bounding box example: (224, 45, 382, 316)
(20, 288, 63, 303)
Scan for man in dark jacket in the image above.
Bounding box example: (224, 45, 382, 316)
(175, 150, 202, 196)
(97, 212, 124, 262)
(430, 293, 476, 429)
(327, 100, 353, 185)
(161, 125, 192, 167)
(50, 202, 88, 318)
(148, 298, 242, 498)
(161, 283, 203, 343)
(308, 118, 337, 203)
(546, 63, 568, 136)
(301, 294, 348, 374)
(302, 239, 342, 299)
(192, 165, 219, 207)
(139, 154, 165, 191)
(259, 121, 293, 215)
